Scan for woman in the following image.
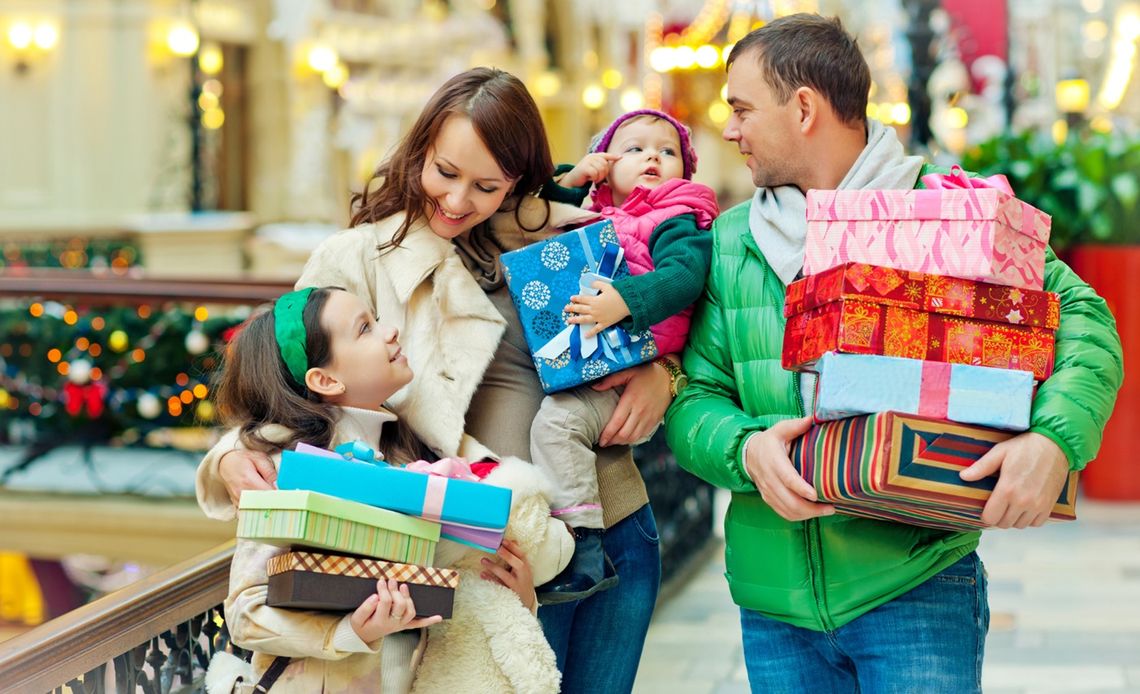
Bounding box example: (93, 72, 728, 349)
(198, 67, 674, 692)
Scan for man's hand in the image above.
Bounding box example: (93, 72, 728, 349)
(744, 417, 835, 522)
(959, 432, 1070, 529)
(592, 360, 671, 446)
(561, 152, 621, 189)
(566, 282, 632, 338)
(218, 449, 277, 505)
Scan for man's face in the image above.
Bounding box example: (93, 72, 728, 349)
(723, 55, 801, 189)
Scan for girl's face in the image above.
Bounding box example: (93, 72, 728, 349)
(318, 290, 413, 410)
(420, 115, 516, 240)
(605, 117, 685, 206)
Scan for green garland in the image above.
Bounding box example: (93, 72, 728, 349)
(1, 239, 142, 271)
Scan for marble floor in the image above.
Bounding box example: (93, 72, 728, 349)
(633, 495, 1140, 694)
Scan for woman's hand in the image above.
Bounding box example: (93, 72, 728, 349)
(218, 448, 277, 506)
(481, 540, 537, 612)
(591, 357, 673, 446)
(350, 578, 443, 643)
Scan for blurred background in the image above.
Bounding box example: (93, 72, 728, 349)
(0, 0, 1138, 692)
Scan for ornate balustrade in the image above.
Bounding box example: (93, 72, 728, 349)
(0, 541, 244, 694)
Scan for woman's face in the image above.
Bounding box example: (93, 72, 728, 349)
(319, 290, 413, 411)
(420, 115, 516, 240)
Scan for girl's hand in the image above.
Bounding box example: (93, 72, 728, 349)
(350, 578, 443, 643)
(218, 449, 277, 505)
(481, 540, 537, 612)
(561, 152, 621, 189)
(592, 358, 672, 446)
(566, 282, 631, 337)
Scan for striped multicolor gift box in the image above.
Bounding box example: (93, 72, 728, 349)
(266, 550, 459, 618)
(789, 412, 1078, 532)
(238, 490, 439, 565)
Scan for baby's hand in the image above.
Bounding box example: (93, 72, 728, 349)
(561, 152, 621, 189)
(566, 282, 632, 337)
(349, 578, 442, 643)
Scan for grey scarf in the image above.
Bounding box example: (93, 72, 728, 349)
(749, 121, 924, 410)
(453, 222, 508, 292)
(749, 120, 925, 286)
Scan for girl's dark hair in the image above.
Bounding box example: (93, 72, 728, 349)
(349, 67, 554, 252)
(214, 287, 435, 463)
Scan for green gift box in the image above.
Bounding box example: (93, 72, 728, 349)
(237, 490, 440, 565)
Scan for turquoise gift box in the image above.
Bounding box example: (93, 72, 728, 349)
(276, 447, 512, 531)
(500, 219, 658, 394)
(812, 352, 1034, 431)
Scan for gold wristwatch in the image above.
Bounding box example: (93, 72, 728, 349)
(654, 357, 689, 398)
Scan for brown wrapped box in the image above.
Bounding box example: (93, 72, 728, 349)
(266, 550, 459, 619)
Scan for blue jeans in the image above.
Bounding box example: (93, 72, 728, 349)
(741, 552, 989, 694)
(539, 502, 661, 693)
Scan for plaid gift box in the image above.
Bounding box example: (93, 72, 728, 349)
(782, 263, 1058, 379)
(789, 412, 1078, 532)
(237, 490, 440, 565)
(813, 353, 1035, 431)
(500, 219, 658, 394)
(266, 550, 459, 619)
(804, 173, 1052, 289)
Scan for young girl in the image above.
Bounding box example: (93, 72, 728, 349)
(197, 68, 674, 693)
(529, 109, 719, 602)
(206, 287, 571, 693)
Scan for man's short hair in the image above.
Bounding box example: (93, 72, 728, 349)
(727, 13, 870, 126)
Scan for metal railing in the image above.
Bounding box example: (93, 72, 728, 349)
(0, 541, 244, 694)
(0, 271, 283, 693)
(0, 268, 291, 305)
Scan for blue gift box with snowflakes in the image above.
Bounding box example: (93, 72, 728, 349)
(500, 219, 658, 394)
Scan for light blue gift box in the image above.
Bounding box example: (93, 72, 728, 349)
(813, 352, 1034, 431)
(277, 447, 512, 531)
(500, 219, 658, 394)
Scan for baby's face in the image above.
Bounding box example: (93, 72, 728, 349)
(605, 117, 684, 205)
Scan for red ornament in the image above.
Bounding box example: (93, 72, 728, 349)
(63, 381, 108, 418)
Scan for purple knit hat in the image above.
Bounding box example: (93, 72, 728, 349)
(588, 108, 698, 179)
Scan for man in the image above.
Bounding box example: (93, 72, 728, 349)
(665, 13, 1123, 693)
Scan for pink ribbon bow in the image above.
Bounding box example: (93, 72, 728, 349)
(404, 457, 481, 482)
(920, 164, 1013, 194)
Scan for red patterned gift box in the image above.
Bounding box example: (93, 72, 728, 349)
(782, 262, 1058, 379)
(789, 412, 1079, 532)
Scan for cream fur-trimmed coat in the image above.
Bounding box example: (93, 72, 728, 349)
(203, 407, 574, 693)
(415, 456, 571, 694)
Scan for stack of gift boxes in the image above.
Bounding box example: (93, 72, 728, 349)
(235, 442, 514, 619)
(780, 168, 1078, 531)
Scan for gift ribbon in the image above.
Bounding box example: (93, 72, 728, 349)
(913, 164, 1014, 220)
(334, 441, 387, 465)
(917, 361, 952, 419)
(533, 229, 639, 365)
(422, 476, 447, 522)
(405, 457, 481, 482)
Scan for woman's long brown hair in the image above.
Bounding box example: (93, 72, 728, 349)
(214, 287, 435, 464)
(350, 67, 555, 252)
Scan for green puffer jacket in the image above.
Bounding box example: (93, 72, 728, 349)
(665, 184, 1123, 631)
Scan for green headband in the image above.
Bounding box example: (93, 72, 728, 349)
(274, 287, 314, 386)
